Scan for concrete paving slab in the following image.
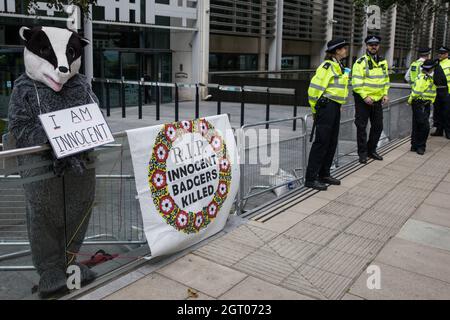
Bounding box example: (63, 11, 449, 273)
(341, 293, 365, 300)
(78, 270, 145, 300)
(349, 262, 450, 300)
(413, 203, 450, 228)
(346, 185, 388, 201)
(220, 276, 314, 300)
(340, 175, 366, 188)
(279, 270, 327, 300)
(375, 237, 450, 284)
(314, 185, 349, 201)
(249, 211, 309, 233)
(424, 191, 450, 210)
(287, 197, 331, 215)
(104, 273, 192, 300)
(435, 181, 450, 195)
(396, 219, 450, 252)
(157, 254, 247, 298)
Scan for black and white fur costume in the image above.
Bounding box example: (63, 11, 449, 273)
(8, 26, 98, 297)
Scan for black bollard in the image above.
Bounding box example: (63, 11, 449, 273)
(138, 80, 143, 120)
(195, 84, 200, 119)
(156, 83, 160, 121)
(106, 79, 111, 117)
(217, 86, 222, 115)
(293, 89, 298, 131)
(175, 83, 179, 122)
(240, 86, 245, 127)
(120, 78, 126, 118)
(266, 88, 271, 129)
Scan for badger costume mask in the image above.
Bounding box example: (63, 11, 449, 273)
(19, 26, 89, 92)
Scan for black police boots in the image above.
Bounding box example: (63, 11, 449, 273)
(359, 155, 368, 164)
(368, 152, 383, 161)
(305, 180, 328, 191)
(431, 128, 443, 136)
(416, 148, 425, 155)
(319, 176, 341, 185)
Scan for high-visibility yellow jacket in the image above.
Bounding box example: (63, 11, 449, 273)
(408, 73, 436, 105)
(440, 58, 450, 93)
(352, 54, 390, 101)
(308, 59, 349, 114)
(407, 59, 425, 84)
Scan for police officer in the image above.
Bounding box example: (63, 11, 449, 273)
(408, 59, 438, 155)
(352, 35, 390, 164)
(405, 47, 431, 84)
(305, 38, 350, 191)
(431, 46, 450, 138)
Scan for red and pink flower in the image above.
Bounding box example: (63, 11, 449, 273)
(207, 201, 218, 218)
(219, 157, 230, 172)
(164, 124, 177, 142)
(176, 210, 189, 229)
(151, 170, 167, 189)
(194, 212, 204, 230)
(218, 181, 228, 197)
(198, 120, 208, 135)
(210, 135, 222, 151)
(180, 120, 192, 132)
(159, 196, 174, 215)
(154, 143, 169, 162)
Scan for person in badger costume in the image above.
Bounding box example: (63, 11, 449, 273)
(8, 26, 98, 297)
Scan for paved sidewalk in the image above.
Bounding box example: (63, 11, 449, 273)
(79, 136, 450, 300)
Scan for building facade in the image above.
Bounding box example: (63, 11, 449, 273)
(1, 0, 450, 117)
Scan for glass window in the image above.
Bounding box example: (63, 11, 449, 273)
(281, 55, 311, 70)
(209, 53, 258, 72)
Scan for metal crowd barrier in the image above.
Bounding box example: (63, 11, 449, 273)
(235, 94, 411, 215)
(0, 131, 147, 271)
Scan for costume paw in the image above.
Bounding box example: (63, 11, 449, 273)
(38, 268, 67, 298)
(74, 262, 97, 285)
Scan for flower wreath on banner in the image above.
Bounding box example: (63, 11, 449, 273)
(148, 119, 232, 234)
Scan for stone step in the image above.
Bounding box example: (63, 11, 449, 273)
(0, 207, 26, 214)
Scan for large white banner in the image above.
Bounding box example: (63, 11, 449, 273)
(127, 114, 239, 257)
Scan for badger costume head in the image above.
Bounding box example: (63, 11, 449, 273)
(19, 26, 89, 92)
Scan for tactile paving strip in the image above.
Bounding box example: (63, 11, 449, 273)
(194, 238, 257, 267)
(326, 233, 385, 259)
(221, 224, 279, 249)
(357, 208, 410, 229)
(319, 201, 367, 219)
(345, 220, 398, 242)
(284, 222, 341, 246)
(232, 246, 297, 284)
(334, 193, 380, 209)
(303, 211, 355, 231)
(305, 247, 371, 279)
(266, 235, 322, 267)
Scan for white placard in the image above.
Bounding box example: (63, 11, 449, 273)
(39, 103, 114, 159)
(127, 114, 240, 258)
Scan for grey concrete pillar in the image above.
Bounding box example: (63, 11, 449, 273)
(83, 5, 94, 82)
(269, 0, 283, 71)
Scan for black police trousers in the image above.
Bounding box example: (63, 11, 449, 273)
(354, 93, 384, 157)
(411, 100, 431, 151)
(305, 98, 341, 182)
(433, 94, 449, 130)
(433, 92, 450, 136)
